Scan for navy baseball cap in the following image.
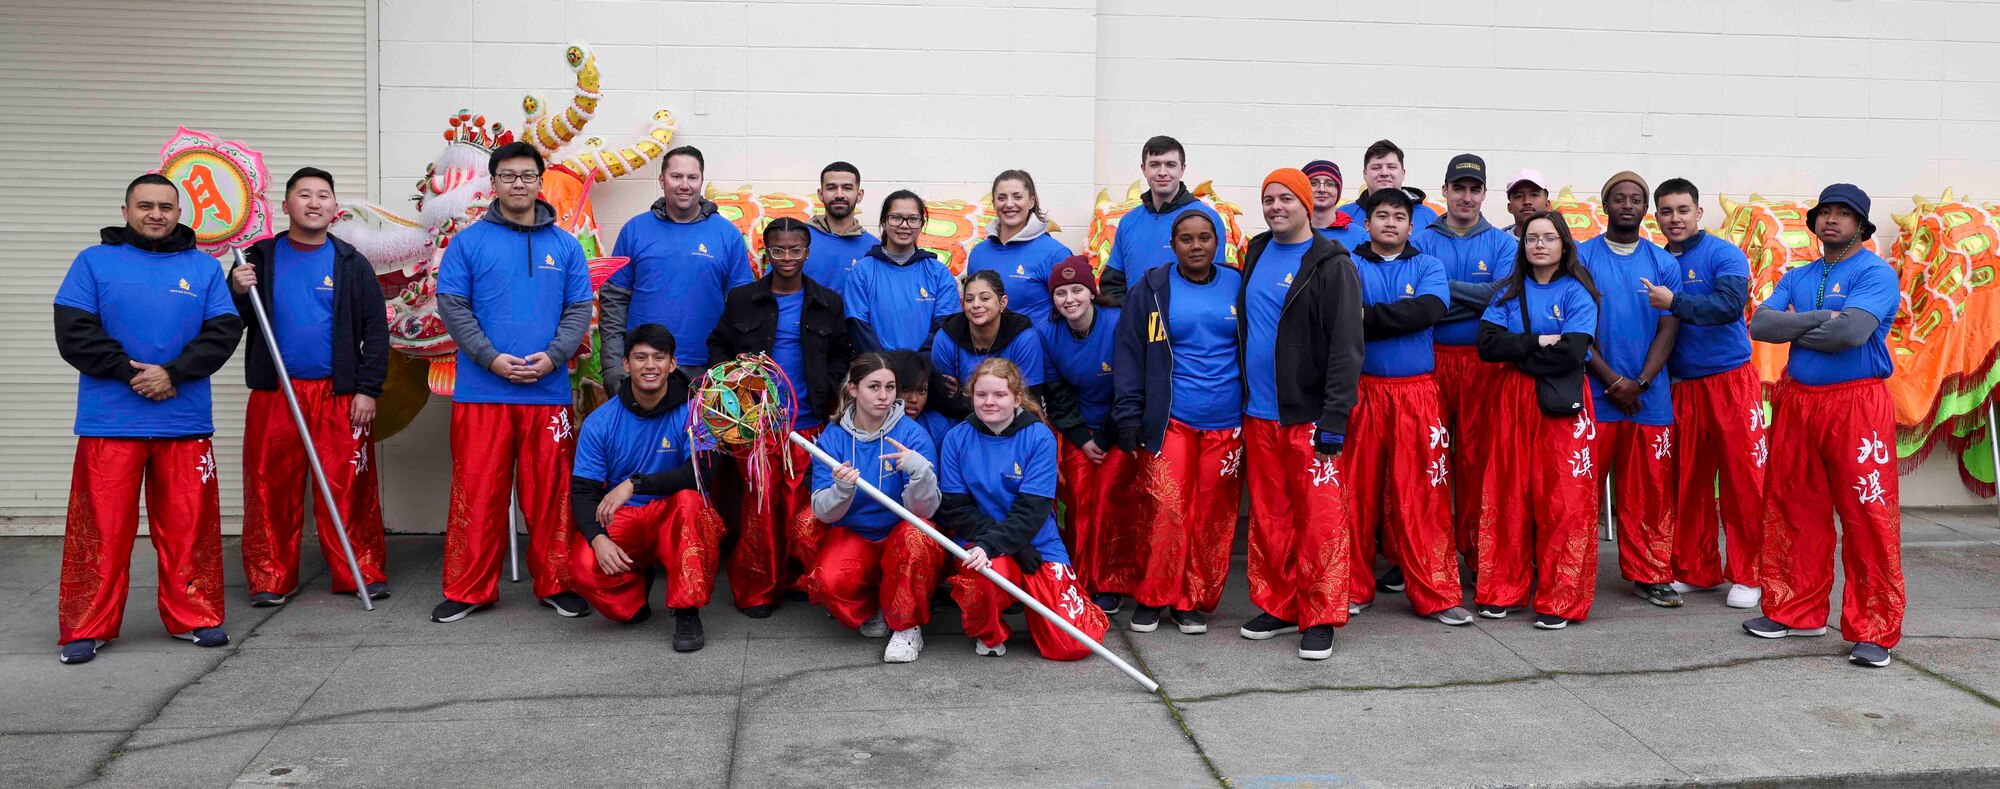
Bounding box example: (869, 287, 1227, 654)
(1445, 154, 1487, 185)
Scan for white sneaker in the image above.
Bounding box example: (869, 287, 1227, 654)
(1348, 601, 1371, 615)
(883, 628, 924, 663)
(1668, 581, 1700, 594)
(1726, 584, 1763, 609)
(859, 611, 890, 638)
(974, 639, 1006, 657)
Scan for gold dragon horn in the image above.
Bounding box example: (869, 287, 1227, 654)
(522, 43, 603, 156)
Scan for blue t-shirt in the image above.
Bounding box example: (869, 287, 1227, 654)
(842, 251, 960, 352)
(1318, 222, 1371, 253)
(1167, 265, 1244, 429)
(1037, 307, 1122, 430)
(54, 240, 236, 438)
(1480, 276, 1600, 340)
(803, 224, 879, 295)
(930, 323, 1046, 391)
(771, 291, 823, 429)
(573, 395, 707, 508)
(812, 415, 939, 541)
(1667, 232, 1754, 379)
(967, 232, 1070, 324)
(1579, 237, 1681, 425)
(1358, 250, 1451, 377)
(1243, 240, 1308, 420)
(1412, 222, 1517, 346)
(1104, 198, 1224, 277)
(913, 409, 954, 448)
(1339, 199, 1439, 232)
(1763, 248, 1901, 386)
(939, 419, 1069, 565)
(436, 217, 593, 405)
(610, 211, 753, 368)
(271, 241, 335, 379)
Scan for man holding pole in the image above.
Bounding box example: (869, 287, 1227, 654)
(230, 167, 391, 606)
(52, 174, 244, 664)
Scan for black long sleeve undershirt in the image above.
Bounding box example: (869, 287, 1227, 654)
(1362, 295, 1447, 341)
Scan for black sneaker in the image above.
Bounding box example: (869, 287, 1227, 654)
(171, 626, 230, 647)
(673, 608, 706, 652)
(431, 599, 488, 623)
(1377, 566, 1406, 593)
(1171, 609, 1208, 635)
(1298, 625, 1334, 660)
(740, 604, 774, 619)
(1533, 613, 1569, 630)
(249, 591, 288, 607)
(1092, 593, 1122, 615)
(1634, 582, 1684, 608)
(364, 582, 391, 600)
(1239, 612, 1299, 640)
(783, 589, 809, 603)
(1004, 602, 1024, 615)
(1129, 606, 1161, 633)
(59, 639, 104, 665)
(540, 591, 591, 618)
(1848, 642, 1892, 667)
(625, 604, 652, 625)
(1476, 604, 1509, 620)
(1742, 617, 1827, 638)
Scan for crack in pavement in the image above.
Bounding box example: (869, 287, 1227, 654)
(1168, 652, 1832, 705)
(1115, 629, 1230, 789)
(1899, 655, 2000, 711)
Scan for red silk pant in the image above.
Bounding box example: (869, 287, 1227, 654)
(1133, 420, 1240, 613)
(1435, 345, 1507, 556)
(1243, 416, 1351, 629)
(728, 426, 821, 609)
(1594, 419, 1676, 585)
(801, 522, 943, 632)
(1475, 372, 1601, 621)
(1058, 434, 1143, 597)
(951, 559, 1109, 660)
(241, 380, 387, 596)
(1344, 375, 1463, 615)
(1671, 363, 1767, 588)
(444, 402, 576, 604)
(567, 491, 725, 621)
(59, 438, 225, 644)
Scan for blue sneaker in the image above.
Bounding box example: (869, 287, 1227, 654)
(171, 627, 230, 647)
(59, 640, 104, 665)
(1849, 642, 1892, 667)
(1742, 617, 1826, 639)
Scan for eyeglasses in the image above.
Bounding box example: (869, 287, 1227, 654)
(1523, 234, 1563, 246)
(494, 172, 542, 184)
(766, 247, 808, 260)
(885, 214, 923, 228)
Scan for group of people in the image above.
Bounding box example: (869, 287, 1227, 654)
(51, 134, 1906, 671)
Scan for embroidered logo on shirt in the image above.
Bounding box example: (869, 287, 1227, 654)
(538, 254, 561, 271)
(696, 243, 711, 258)
(1687, 269, 1698, 280)
(919, 287, 932, 300)
(883, 458, 895, 473)
(1404, 283, 1415, 296)
(659, 435, 675, 452)
(1282, 272, 1294, 286)
(1015, 264, 1026, 276)
(1832, 283, 1843, 294)
(1477, 260, 1489, 272)
(1100, 361, 1112, 373)
(170, 277, 198, 298)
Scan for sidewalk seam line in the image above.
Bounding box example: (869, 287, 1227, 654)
(1116, 629, 1230, 789)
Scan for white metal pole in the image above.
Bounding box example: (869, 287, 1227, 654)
(508, 492, 521, 582)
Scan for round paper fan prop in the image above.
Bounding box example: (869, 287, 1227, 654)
(691, 354, 800, 509)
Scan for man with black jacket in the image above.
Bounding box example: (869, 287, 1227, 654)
(568, 324, 726, 652)
(705, 218, 851, 617)
(52, 174, 244, 664)
(228, 167, 391, 608)
(1235, 168, 1366, 661)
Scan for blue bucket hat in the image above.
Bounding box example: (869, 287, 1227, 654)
(1806, 183, 1877, 238)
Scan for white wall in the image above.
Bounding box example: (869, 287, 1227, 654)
(371, 0, 1997, 526)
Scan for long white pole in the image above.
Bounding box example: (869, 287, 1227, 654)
(508, 493, 521, 582)
(787, 432, 1158, 692)
(231, 250, 373, 611)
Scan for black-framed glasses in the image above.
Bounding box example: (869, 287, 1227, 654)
(495, 172, 542, 184)
(885, 214, 923, 228)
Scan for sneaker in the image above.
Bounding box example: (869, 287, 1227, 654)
(783, 589, 809, 603)
(1129, 606, 1161, 633)
(1004, 602, 1024, 615)
(364, 582, 391, 600)
(884, 628, 924, 663)
(1635, 582, 1684, 608)
(1476, 604, 1509, 620)
(171, 626, 230, 647)
(624, 604, 652, 625)
(1742, 617, 1826, 639)
(1171, 609, 1208, 634)
(1349, 600, 1371, 616)
(540, 592, 590, 618)
(672, 608, 706, 652)
(1430, 606, 1474, 626)
(59, 640, 104, 665)
(1726, 584, 1763, 609)
(740, 604, 774, 619)
(1848, 642, 1892, 668)
(1239, 612, 1299, 640)
(1091, 593, 1122, 615)
(975, 639, 1007, 657)
(1298, 625, 1334, 660)
(859, 611, 891, 638)
(1533, 614, 1569, 630)
(1668, 580, 1722, 594)
(248, 591, 288, 608)
(430, 599, 488, 623)
(1377, 566, 1406, 593)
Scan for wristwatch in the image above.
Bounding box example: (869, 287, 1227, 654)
(1636, 377, 1653, 392)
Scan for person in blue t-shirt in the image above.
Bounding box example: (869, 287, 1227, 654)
(705, 218, 852, 617)
(431, 142, 596, 624)
(800, 353, 944, 663)
(1742, 183, 1904, 669)
(889, 350, 953, 448)
(1337, 139, 1440, 229)
(1112, 210, 1244, 639)
(599, 145, 754, 390)
(842, 190, 960, 353)
(1474, 211, 1604, 631)
(567, 324, 725, 652)
(1098, 135, 1224, 305)
(940, 358, 1110, 660)
(966, 169, 1071, 323)
(1305, 159, 1369, 251)
(803, 161, 879, 294)
(51, 173, 244, 665)
(1577, 171, 1684, 609)
(1342, 188, 1469, 627)
(1645, 178, 1766, 610)
(1037, 256, 1137, 615)
(929, 270, 1045, 419)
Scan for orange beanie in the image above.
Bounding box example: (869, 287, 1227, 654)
(1263, 167, 1314, 221)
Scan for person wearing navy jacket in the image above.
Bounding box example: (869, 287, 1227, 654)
(803, 161, 878, 294)
(1098, 136, 1223, 306)
(1646, 178, 1766, 611)
(1475, 212, 1604, 630)
(51, 174, 244, 665)
(229, 167, 390, 609)
(1743, 183, 1904, 669)
(1111, 210, 1244, 639)
(706, 218, 852, 617)
(1305, 159, 1368, 252)
(1342, 188, 1471, 627)
(967, 169, 1071, 323)
(1578, 171, 1685, 609)
(941, 358, 1110, 660)
(431, 142, 595, 624)
(599, 145, 754, 390)
(1037, 256, 1135, 615)
(799, 353, 944, 663)
(567, 324, 726, 653)
(842, 190, 959, 353)
(1410, 154, 1519, 563)
(929, 270, 1045, 419)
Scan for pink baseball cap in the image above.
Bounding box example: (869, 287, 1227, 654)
(1504, 168, 1550, 194)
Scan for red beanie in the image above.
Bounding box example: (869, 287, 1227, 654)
(1048, 254, 1099, 298)
(1263, 167, 1314, 221)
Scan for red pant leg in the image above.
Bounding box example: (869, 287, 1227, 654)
(567, 498, 668, 622)
(728, 427, 819, 608)
(1243, 417, 1296, 619)
(879, 522, 942, 632)
(310, 383, 388, 593)
(1341, 392, 1388, 607)
(58, 439, 147, 644)
(1061, 437, 1144, 597)
(1022, 562, 1110, 661)
(143, 439, 226, 635)
(952, 555, 1028, 648)
(802, 527, 886, 630)
(1136, 421, 1240, 612)
(1371, 375, 1462, 616)
(1671, 363, 1767, 588)
(1436, 346, 1498, 557)
(241, 388, 309, 595)
(443, 403, 519, 605)
(1474, 376, 1536, 610)
(1600, 420, 1676, 584)
(1759, 380, 1837, 632)
(1245, 417, 1349, 628)
(656, 490, 725, 610)
(1530, 400, 1601, 621)
(513, 404, 577, 599)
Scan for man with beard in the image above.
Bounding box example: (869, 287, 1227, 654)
(803, 161, 878, 294)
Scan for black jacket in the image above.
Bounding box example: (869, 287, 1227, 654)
(1236, 231, 1365, 437)
(706, 274, 850, 421)
(234, 234, 391, 397)
(937, 409, 1056, 573)
(568, 371, 723, 542)
(1099, 183, 1206, 307)
(1352, 243, 1449, 342)
(1476, 273, 1594, 378)
(930, 310, 1042, 420)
